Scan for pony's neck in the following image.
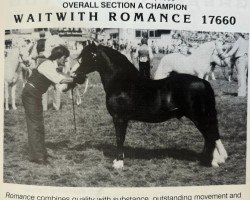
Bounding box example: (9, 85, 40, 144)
(97, 49, 120, 92)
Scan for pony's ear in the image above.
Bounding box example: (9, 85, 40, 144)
(89, 40, 98, 54)
(87, 40, 92, 45)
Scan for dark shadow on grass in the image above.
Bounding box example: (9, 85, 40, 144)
(46, 140, 71, 149)
(222, 92, 238, 96)
(69, 141, 201, 162)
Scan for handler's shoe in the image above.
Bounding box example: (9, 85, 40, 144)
(29, 158, 49, 165)
(29, 154, 50, 165)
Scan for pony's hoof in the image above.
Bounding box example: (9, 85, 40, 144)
(53, 103, 60, 111)
(213, 148, 225, 163)
(76, 98, 82, 105)
(211, 151, 222, 167)
(211, 160, 220, 168)
(211, 145, 228, 167)
(218, 150, 228, 162)
(12, 106, 17, 110)
(211, 154, 226, 167)
(113, 159, 124, 169)
(53, 106, 60, 111)
(215, 139, 228, 162)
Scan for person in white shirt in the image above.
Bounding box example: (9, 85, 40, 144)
(31, 31, 67, 110)
(45, 31, 67, 110)
(22, 45, 85, 164)
(134, 38, 154, 78)
(221, 33, 248, 97)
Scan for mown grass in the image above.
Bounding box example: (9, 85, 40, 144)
(3, 55, 247, 187)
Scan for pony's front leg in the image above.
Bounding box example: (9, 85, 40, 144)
(211, 72, 216, 81)
(11, 84, 17, 110)
(210, 63, 217, 81)
(204, 74, 209, 81)
(112, 117, 128, 169)
(4, 82, 9, 111)
(228, 65, 234, 82)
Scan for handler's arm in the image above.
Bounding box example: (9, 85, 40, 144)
(59, 77, 74, 84)
(39, 60, 76, 83)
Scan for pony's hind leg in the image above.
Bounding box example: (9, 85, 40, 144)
(210, 63, 217, 81)
(228, 64, 234, 83)
(198, 122, 219, 167)
(112, 117, 128, 169)
(195, 106, 228, 167)
(215, 139, 228, 161)
(186, 83, 227, 167)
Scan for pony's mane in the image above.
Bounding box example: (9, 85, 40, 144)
(99, 45, 139, 74)
(78, 44, 141, 78)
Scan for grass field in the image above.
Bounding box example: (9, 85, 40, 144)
(3, 54, 247, 187)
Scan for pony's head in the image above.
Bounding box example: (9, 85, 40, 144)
(75, 41, 99, 75)
(74, 40, 137, 80)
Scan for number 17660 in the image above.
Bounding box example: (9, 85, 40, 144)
(202, 15, 236, 25)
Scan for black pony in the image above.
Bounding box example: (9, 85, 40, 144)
(75, 42, 228, 168)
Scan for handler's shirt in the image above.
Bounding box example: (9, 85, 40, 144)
(38, 60, 65, 84)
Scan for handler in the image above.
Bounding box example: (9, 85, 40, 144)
(135, 37, 153, 78)
(221, 33, 248, 97)
(22, 45, 84, 164)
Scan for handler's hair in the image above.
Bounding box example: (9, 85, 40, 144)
(48, 45, 70, 61)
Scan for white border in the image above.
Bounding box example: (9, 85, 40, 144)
(0, 0, 250, 199)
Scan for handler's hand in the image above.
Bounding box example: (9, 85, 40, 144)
(61, 83, 77, 92)
(70, 71, 77, 78)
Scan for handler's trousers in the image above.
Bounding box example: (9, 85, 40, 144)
(22, 84, 47, 162)
(236, 55, 248, 97)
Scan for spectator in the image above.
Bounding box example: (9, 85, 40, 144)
(135, 37, 153, 78)
(221, 33, 248, 97)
